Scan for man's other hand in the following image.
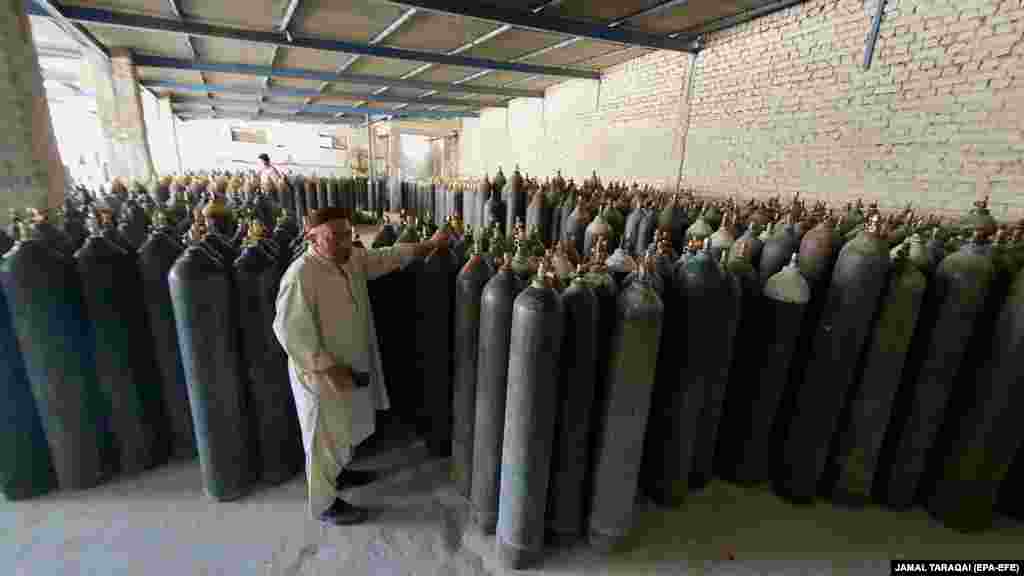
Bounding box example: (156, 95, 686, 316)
(323, 364, 354, 394)
(430, 229, 449, 253)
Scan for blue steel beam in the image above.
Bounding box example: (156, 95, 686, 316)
(32, 0, 109, 60)
(133, 55, 544, 99)
(142, 79, 492, 108)
(172, 98, 478, 119)
(384, 0, 696, 52)
(31, 4, 601, 80)
(303, 7, 419, 112)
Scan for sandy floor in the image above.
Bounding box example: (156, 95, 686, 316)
(3, 429, 1022, 576)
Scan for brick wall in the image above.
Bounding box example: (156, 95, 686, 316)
(459, 49, 693, 188)
(685, 0, 1024, 218)
(458, 0, 1024, 219)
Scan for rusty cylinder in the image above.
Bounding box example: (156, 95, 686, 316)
(776, 214, 890, 504)
(497, 265, 564, 571)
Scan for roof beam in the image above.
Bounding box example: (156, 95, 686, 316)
(609, 0, 690, 28)
(31, 0, 109, 60)
(142, 79, 493, 108)
(667, 0, 805, 41)
(172, 99, 477, 120)
(162, 0, 214, 104)
(303, 7, 419, 112)
(134, 55, 544, 99)
(383, 0, 696, 52)
(36, 4, 601, 79)
(279, 0, 302, 32)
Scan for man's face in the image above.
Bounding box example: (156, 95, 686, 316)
(310, 218, 353, 264)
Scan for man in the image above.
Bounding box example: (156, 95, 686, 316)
(273, 207, 448, 526)
(258, 153, 286, 192)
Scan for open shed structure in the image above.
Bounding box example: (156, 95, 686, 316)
(28, 0, 803, 125)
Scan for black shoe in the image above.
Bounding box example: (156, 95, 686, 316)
(319, 499, 370, 526)
(336, 468, 380, 490)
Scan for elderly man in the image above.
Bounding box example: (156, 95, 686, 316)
(273, 207, 447, 526)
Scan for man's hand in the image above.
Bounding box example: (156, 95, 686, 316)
(322, 364, 354, 395)
(414, 229, 450, 258)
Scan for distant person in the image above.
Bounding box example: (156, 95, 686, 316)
(273, 207, 449, 526)
(258, 153, 286, 194)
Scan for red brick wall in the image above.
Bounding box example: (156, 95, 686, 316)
(683, 0, 1024, 218)
(458, 0, 1023, 218)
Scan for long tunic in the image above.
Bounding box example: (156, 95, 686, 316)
(273, 244, 416, 518)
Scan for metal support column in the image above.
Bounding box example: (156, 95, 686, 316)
(367, 114, 379, 217)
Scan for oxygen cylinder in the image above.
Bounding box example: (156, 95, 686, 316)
(304, 177, 318, 213)
(118, 202, 150, 250)
(724, 255, 809, 484)
(776, 214, 890, 504)
(76, 223, 166, 475)
(827, 247, 926, 506)
(0, 287, 56, 499)
(731, 223, 764, 271)
(317, 177, 328, 209)
(621, 201, 643, 254)
(584, 211, 612, 260)
(709, 213, 737, 264)
(684, 239, 737, 490)
(139, 226, 195, 460)
(234, 237, 303, 485)
(485, 187, 505, 231)
(497, 264, 564, 570)
(471, 257, 524, 534)
(452, 239, 495, 498)
(880, 205, 999, 509)
(293, 175, 308, 225)
(563, 205, 586, 259)
(169, 243, 250, 501)
(417, 242, 453, 458)
(589, 256, 663, 550)
(549, 191, 564, 247)
(929, 266, 1023, 531)
(759, 214, 800, 285)
(547, 267, 600, 539)
(0, 224, 109, 490)
(634, 201, 659, 255)
(715, 240, 763, 481)
(525, 189, 548, 247)
(504, 167, 525, 238)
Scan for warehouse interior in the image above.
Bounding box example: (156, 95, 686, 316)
(3, 0, 1024, 574)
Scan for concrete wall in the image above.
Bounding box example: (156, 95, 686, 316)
(140, 90, 181, 176)
(459, 49, 693, 188)
(458, 0, 1024, 218)
(174, 119, 370, 177)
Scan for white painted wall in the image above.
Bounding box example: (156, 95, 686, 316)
(174, 119, 370, 177)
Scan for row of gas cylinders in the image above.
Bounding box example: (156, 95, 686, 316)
(426, 195, 1024, 569)
(0, 206, 311, 501)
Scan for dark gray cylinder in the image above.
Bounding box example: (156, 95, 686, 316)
(471, 267, 524, 534)
(497, 280, 564, 570)
(452, 253, 494, 498)
(547, 275, 600, 539)
(589, 273, 663, 551)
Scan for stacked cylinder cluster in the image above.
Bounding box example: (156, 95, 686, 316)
(406, 167, 1024, 570)
(0, 172, 382, 502)
(3, 166, 1023, 572)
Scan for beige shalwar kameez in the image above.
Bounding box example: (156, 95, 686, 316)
(273, 244, 416, 518)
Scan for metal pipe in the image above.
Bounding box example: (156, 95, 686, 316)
(863, 0, 887, 70)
